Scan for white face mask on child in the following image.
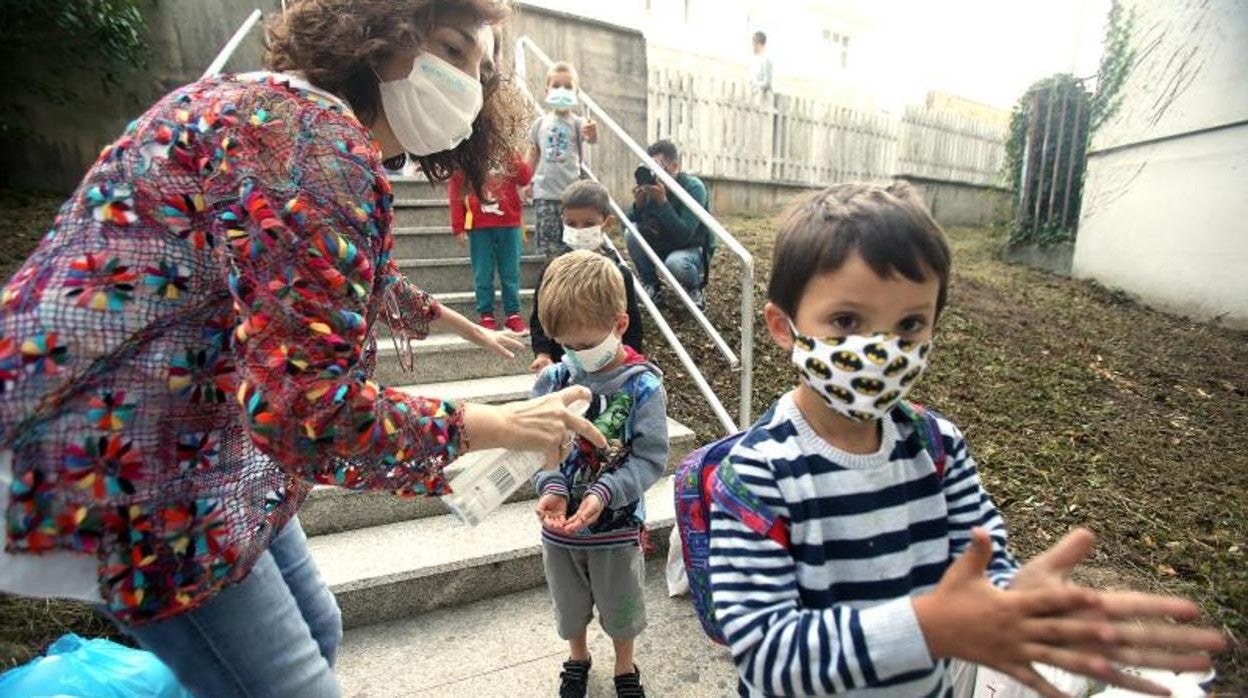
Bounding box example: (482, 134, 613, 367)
(566, 330, 621, 373)
(562, 224, 605, 251)
(545, 87, 578, 109)
(378, 53, 483, 156)
(788, 322, 931, 421)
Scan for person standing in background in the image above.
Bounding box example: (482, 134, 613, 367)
(748, 31, 772, 93)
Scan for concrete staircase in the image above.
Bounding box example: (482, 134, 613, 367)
(303, 176, 720, 695)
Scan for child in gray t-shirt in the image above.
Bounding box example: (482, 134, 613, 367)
(525, 61, 598, 260)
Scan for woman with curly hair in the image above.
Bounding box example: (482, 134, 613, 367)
(0, 1, 602, 695)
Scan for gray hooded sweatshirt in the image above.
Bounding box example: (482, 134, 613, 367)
(531, 348, 668, 548)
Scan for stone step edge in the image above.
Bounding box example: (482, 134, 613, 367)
(316, 478, 676, 629)
(394, 254, 545, 268)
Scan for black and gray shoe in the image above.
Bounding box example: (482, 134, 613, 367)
(614, 665, 646, 698)
(689, 286, 706, 311)
(640, 283, 664, 308)
(559, 658, 592, 698)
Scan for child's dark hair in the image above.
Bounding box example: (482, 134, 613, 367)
(768, 181, 951, 317)
(561, 180, 611, 216)
(753, 31, 767, 45)
(646, 140, 679, 163)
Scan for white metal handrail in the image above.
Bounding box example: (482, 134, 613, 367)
(515, 35, 756, 431)
(203, 9, 263, 78)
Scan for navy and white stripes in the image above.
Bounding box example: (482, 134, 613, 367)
(709, 392, 1019, 696)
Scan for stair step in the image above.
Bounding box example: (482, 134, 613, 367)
(399, 372, 538, 404)
(308, 477, 677, 629)
(389, 175, 447, 199)
(429, 289, 537, 323)
(391, 225, 538, 260)
(370, 332, 534, 386)
(335, 556, 737, 696)
(299, 411, 694, 536)
(375, 291, 538, 338)
(392, 199, 534, 229)
(394, 255, 546, 295)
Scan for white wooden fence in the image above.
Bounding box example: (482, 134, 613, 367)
(648, 67, 1008, 189)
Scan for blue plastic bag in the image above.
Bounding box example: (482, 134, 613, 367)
(0, 633, 192, 698)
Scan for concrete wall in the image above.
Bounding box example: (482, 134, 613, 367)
(1073, 0, 1248, 328)
(702, 176, 817, 217)
(897, 176, 1012, 228)
(5, 0, 279, 192)
(512, 3, 648, 203)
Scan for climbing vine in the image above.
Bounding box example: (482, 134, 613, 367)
(1003, 0, 1135, 245)
(0, 0, 148, 139)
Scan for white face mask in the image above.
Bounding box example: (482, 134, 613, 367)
(566, 330, 622, 373)
(545, 87, 577, 109)
(562, 224, 604, 251)
(789, 322, 931, 422)
(378, 53, 483, 157)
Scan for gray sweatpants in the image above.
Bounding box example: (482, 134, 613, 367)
(542, 541, 647, 641)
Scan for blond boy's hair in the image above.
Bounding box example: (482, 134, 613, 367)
(538, 251, 625, 337)
(546, 61, 579, 88)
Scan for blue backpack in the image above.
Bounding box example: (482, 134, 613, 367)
(672, 401, 948, 644)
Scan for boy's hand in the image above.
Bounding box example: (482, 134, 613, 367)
(558, 492, 605, 533)
(530, 353, 553, 373)
(535, 493, 568, 529)
(632, 186, 647, 209)
(454, 232, 468, 248)
(1010, 528, 1227, 686)
(581, 120, 598, 143)
(916, 529, 1225, 698)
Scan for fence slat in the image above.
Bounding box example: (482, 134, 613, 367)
(648, 68, 1007, 187)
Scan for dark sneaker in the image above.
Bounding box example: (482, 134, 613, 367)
(614, 665, 646, 698)
(478, 313, 497, 331)
(641, 283, 663, 309)
(559, 658, 592, 698)
(689, 286, 706, 311)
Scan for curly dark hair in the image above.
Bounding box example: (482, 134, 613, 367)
(265, 0, 526, 195)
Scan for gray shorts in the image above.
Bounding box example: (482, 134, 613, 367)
(542, 541, 647, 641)
(534, 199, 570, 261)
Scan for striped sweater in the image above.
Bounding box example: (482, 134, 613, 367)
(708, 392, 1019, 697)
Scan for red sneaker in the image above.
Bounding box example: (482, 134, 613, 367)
(504, 313, 529, 335)
(479, 313, 498, 330)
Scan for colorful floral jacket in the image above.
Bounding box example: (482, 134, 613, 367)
(0, 74, 465, 624)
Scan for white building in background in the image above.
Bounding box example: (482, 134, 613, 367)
(521, 0, 881, 106)
(1072, 0, 1248, 328)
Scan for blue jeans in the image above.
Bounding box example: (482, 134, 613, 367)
(625, 230, 704, 292)
(107, 517, 343, 698)
(468, 226, 523, 316)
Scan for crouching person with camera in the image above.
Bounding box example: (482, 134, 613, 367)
(626, 140, 713, 310)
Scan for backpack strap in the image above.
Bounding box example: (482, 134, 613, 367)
(711, 457, 789, 548)
(897, 401, 947, 479)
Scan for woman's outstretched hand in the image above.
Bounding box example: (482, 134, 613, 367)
(462, 386, 605, 469)
(435, 305, 525, 358)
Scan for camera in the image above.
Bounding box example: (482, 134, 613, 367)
(634, 164, 657, 187)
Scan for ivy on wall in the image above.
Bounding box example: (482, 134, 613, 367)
(1004, 0, 1135, 245)
(0, 0, 148, 140)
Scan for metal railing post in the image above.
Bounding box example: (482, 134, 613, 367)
(515, 35, 755, 431)
(203, 9, 263, 79)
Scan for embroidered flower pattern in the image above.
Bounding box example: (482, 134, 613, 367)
(144, 260, 191, 301)
(85, 183, 138, 225)
(64, 253, 137, 311)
